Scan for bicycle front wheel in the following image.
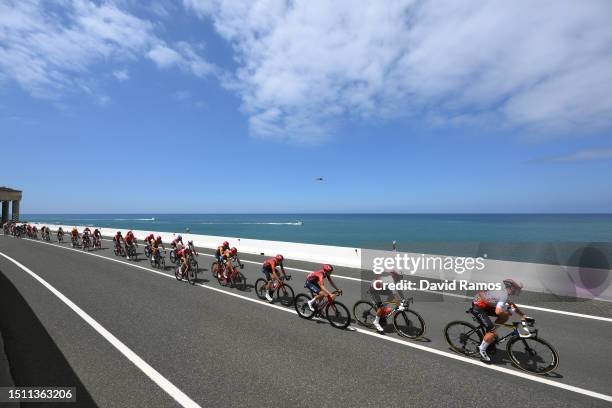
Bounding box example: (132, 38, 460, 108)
(187, 268, 196, 285)
(295, 294, 315, 319)
(274, 284, 295, 307)
(444, 321, 482, 356)
(507, 336, 559, 374)
(175, 267, 182, 281)
(353, 301, 376, 328)
(325, 301, 351, 329)
(394, 309, 426, 339)
(231, 272, 247, 291)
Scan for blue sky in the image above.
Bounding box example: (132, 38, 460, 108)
(2, 0, 612, 213)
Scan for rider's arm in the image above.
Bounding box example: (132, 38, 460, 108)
(318, 277, 333, 296)
(495, 301, 511, 317)
(508, 302, 526, 318)
(327, 276, 340, 292)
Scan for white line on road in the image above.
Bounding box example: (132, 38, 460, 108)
(6, 236, 612, 403)
(0, 250, 202, 408)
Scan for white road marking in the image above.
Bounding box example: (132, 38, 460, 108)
(5, 236, 612, 403)
(0, 249, 202, 408)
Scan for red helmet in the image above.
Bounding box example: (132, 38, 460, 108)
(230, 247, 237, 254)
(156, 236, 162, 241)
(223, 241, 229, 247)
(323, 264, 334, 273)
(275, 254, 284, 262)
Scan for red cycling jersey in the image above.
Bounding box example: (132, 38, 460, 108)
(263, 258, 280, 269)
(172, 238, 182, 247)
(307, 270, 327, 284)
(145, 234, 154, 242)
(125, 235, 134, 244)
(178, 248, 191, 258)
(114, 234, 122, 242)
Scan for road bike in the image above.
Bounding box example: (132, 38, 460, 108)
(71, 235, 80, 248)
(213, 256, 247, 290)
(353, 297, 426, 339)
(295, 290, 351, 329)
(444, 308, 558, 374)
(57, 231, 64, 243)
(175, 262, 196, 285)
(82, 235, 91, 251)
(150, 249, 166, 269)
(93, 235, 102, 249)
(126, 243, 138, 261)
(255, 275, 294, 306)
(113, 241, 126, 257)
(144, 244, 152, 259)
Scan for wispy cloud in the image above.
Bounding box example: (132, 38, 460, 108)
(535, 148, 612, 164)
(113, 69, 129, 81)
(0, 0, 211, 100)
(184, 0, 612, 143)
(148, 42, 214, 77)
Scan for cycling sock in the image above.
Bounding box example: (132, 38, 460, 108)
(479, 340, 490, 351)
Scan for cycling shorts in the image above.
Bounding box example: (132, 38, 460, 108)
(471, 303, 497, 332)
(262, 265, 273, 281)
(305, 279, 321, 294)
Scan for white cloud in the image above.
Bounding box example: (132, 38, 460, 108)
(0, 0, 212, 100)
(184, 0, 612, 143)
(148, 41, 214, 78)
(543, 148, 612, 164)
(113, 69, 130, 81)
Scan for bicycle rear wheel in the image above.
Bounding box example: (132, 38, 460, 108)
(325, 301, 351, 329)
(394, 309, 426, 339)
(254, 278, 268, 300)
(353, 301, 376, 328)
(274, 284, 295, 306)
(507, 336, 559, 374)
(444, 321, 482, 356)
(295, 294, 315, 319)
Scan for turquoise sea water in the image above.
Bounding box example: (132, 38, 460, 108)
(22, 214, 612, 267)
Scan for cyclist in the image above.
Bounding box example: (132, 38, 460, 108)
(93, 228, 102, 246)
(31, 225, 38, 238)
(215, 241, 230, 263)
(57, 226, 64, 240)
(171, 235, 184, 250)
(151, 235, 165, 261)
(370, 268, 406, 333)
(306, 265, 342, 311)
(113, 231, 124, 252)
(40, 225, 48, 239)
(177, 245, 192, 278)
(472, 279, 528, 362)
(145, 233, 155, 246)
(71, 227, 79, 245)
(262, 255, 288, 302)
(124, 232, 136, 256)
(82, 228, 91, 247)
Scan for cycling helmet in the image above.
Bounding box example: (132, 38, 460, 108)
(223, 241, 229, 247)
(275, 254, 284, 262)
(117, 231, 122, 235)
(230, 247, 237, 254)
(323, 264, 334, 273)
(188, 240, 194, 246)
(177, 235, 182, 240)
(503, 279, 523, 293)
(156, 236, 162, 241)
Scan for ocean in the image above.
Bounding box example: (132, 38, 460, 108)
(22, 214, 612, 267)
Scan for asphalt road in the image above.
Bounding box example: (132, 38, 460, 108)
(0, 233, 611, 407)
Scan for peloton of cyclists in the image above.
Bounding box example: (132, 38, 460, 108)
(472, 279, 528, 362)
(262, 254, 288, 302)
(305, 264, 342, 311)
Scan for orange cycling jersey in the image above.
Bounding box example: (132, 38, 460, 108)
(307, 270, 326, 284)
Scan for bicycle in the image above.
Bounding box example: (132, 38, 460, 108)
(353, 297, 426, 339)
(126, 243, 138, 261)
(57, 231, 64, 243)
(255, 275, 294, 306)
(175, 262, 196, 285)
(93, 235, 102, 249)
(113, 241, 126, 257)
(82, 236, 91, 251)
(444, 308, 559, 374)
(295, 290, 351, 329)
(214, 256, 247, 290)
(71, 235, 80, 248)
(150, 249, 166, 269)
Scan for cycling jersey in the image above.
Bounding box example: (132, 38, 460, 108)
(178, 248, 190, 258)
(473, 290, 510, 309)
(71, 229, 78, 236)
(114, 234, 123, 242)
(172, 238, 182, 247)
(93, 229, 101, 237)
(145, 234, 154, 242)
(125, 235, 134, 245)
(307, 270, 327, 285)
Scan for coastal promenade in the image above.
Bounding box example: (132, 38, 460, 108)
(1, 234, 611, 407)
